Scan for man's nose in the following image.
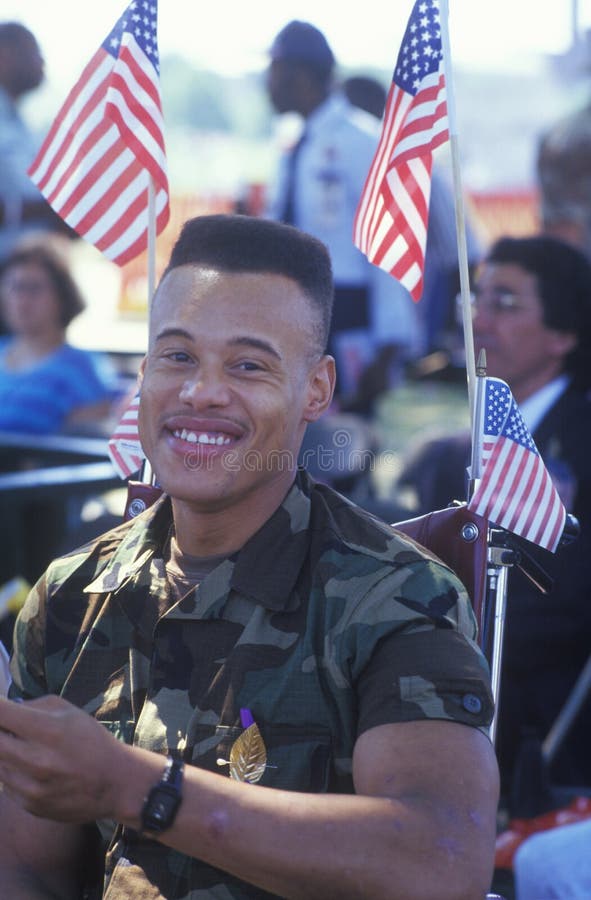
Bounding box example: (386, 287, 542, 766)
(179, 367, 231, 406)
(472, 303, 495, 334)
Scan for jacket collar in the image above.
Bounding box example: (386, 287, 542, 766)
(85, 471, 314, 613)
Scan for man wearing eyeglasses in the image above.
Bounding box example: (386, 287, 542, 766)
(396, 234, 591, 809)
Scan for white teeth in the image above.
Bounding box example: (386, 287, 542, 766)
(174, 428, 231, 446)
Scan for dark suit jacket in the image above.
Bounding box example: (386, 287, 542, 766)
(396, 385, 591, 800)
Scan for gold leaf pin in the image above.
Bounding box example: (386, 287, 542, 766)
(217, 708, 267, 784)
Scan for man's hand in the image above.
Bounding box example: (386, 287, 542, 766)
(0, 695, 133, 823)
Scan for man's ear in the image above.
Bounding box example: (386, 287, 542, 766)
(303, 355, 336, 423)
(549, 329, 577, 359)
(137, 355, 147, 384)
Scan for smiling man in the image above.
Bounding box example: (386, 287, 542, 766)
(0, 214, 498, 900)
(138, 252, 332, 548)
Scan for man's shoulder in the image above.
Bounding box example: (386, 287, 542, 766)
(313, 94, 379, 145)
(537, 386, 591, 451)
(308, 479, 450, 571)
(44, 518, 136, 589)
(551, 384, 591, 421)
(43, 499, 166, 595)
(305, 479, 477, 642)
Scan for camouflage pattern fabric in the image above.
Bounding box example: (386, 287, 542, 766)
(10, 469, 494, 899)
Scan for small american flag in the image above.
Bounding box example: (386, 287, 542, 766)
(468, 377, 566, 553)
(108, 390, 144, 479)
(28, 0, 169, 266)
(353, 0, 449, 300)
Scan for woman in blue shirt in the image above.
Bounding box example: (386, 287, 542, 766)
(0, 241, 115, 434)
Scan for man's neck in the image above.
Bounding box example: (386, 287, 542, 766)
(511, 365, 565, 405)
(300, 90, 330, 120)
(170, 473, 295, 557)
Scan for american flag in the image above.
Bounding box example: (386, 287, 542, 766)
(468, 377, 566, 553)
(28, 0, 169, 266)
(108, 390, 144, 478)
(353, 0, 449, 300)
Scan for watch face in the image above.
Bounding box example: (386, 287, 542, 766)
(142, 784, 181, 832)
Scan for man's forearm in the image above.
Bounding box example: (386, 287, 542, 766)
(0, 699, 498, 900)
(116, 741, 497, 900)
(160, 774, 449, 899)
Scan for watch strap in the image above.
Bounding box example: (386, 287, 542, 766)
(140, 755, 184, 834)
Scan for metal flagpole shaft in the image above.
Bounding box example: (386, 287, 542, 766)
(439, 0, 477, 421)
(147, 176, 157, 303)
(464, 332, 507, 744)
(487, 556, 510, 746)
(469, 350, 487, 487)
(140, 177, 157, 488)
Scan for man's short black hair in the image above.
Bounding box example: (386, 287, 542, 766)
(163, 214, 334, 354)
(486, 234, 591, 387)
(0, 22, 34, 46)
(270, 20, 335, 83)
(343, 76, 386, 120)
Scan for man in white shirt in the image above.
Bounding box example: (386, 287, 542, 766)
(265, 20, 422, 412)
(0, 22, 74, 263)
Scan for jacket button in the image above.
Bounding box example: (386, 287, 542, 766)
(462, 693, 482, 714)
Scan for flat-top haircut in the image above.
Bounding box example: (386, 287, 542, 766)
(486, 235, 591, 388)
(163, 214, 334, 354)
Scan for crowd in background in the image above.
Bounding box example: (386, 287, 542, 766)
(1, 13, 591, 900)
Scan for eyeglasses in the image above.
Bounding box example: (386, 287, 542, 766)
(456, 290, 534, 317)
(0, 277, 52, 298)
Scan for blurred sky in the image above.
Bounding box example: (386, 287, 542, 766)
(1, 0, 589, 95)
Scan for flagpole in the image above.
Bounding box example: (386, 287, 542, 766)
(439, 6, 504, 734)
(439, 0, 477, 422)
(141, 176, 158, 487)
(469, 349, 487, 486)
(147, 176, 157, 303)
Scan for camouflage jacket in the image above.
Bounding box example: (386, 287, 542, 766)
(10, 469, 493, 899)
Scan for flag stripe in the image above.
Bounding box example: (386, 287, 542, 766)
(354, 80, 411, 252)
(353, 0, 449, 301)
(28, 53, 112, 188)
(505, 452, 541, 532)
(468, 377, 566, 552)
(28, 0, 169, 267)
(108, 391, 144, 479)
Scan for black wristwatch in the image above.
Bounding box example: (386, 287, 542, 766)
(140, 756, 184, 834)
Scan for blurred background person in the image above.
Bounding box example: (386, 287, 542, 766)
(341, 74, 387, 119)
(513, 815, 591, 899)
(537, 99, 591, 259)
(264, 20, 422, 416)
(0, 239, 117, 435)
(393, 234, 591, 812)
(342, 72, 483, 369)
(0, 22, 76, 268)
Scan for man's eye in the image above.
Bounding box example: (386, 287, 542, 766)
(165, 351, 192, 363)
(237, 360, 263, 372)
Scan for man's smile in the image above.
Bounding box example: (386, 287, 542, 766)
(172, 429, 233, 446)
